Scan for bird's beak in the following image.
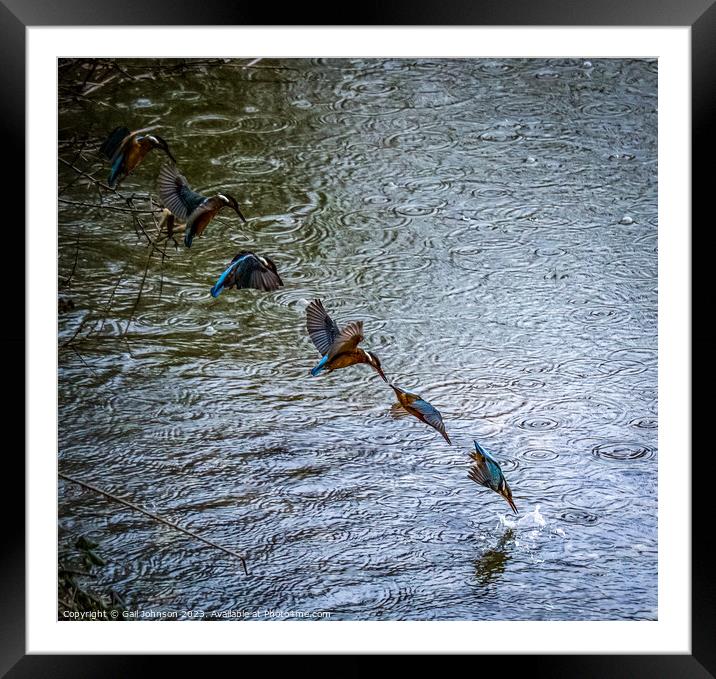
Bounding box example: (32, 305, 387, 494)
(376, 367, 388, 383)
(501, 490, 517, 514)
(235, 205, 247, 224)
(166, 149, 177, 164)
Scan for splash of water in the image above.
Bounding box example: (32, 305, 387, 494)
(499, 504, 546, 530)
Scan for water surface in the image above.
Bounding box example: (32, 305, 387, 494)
(58, 58, 657, 621)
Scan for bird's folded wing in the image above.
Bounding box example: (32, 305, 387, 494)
(327, 321, 364, 360)
(411, 399, 448, 438)
(306, 299, 341, 356)
(158, 163, 206, 221)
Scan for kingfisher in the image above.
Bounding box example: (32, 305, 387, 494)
(306, 299, 387, 382)
(158, 163, 247, 248)
(211, 252, 284, 297)
(99, 126, 175, 189)
(468, 440, 517, 513)
(390, 384, 451, 444)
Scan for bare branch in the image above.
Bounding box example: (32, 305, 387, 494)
(58, 472, 249, 575)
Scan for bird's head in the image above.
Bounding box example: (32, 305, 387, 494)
(365, 351, 388, 382)
(217, 193, 247, 223)
(146, 135, 176, 163)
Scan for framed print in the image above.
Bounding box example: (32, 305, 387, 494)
(5, 0, 707, 674)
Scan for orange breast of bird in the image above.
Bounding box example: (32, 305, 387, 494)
(123, 138, 147, 174)
(328, 351, 363, 370)
(192, 209, 216, 238)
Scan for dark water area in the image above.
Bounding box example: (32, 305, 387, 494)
(58, 58, 657, 620)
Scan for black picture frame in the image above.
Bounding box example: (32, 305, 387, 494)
(4, 1, 705, 674)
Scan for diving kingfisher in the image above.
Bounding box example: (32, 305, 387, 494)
(468, 440, 517, 513)
(305, 299, 388, 382)
(99, 126, 175, 189)
(158, 163, 247, 248)
(390, 384, 451, 444)
(211, 252, 284, 297)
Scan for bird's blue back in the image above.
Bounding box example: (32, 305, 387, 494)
(411, 398, 440, 422)
(211, 255, 249, 297)
(474, 441, 504, 488)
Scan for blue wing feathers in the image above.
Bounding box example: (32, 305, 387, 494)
(473, 440, 503, 484)
(211, 260, 240, 297)
(474, 440, 499, 465)
(413, 399, 438, 418)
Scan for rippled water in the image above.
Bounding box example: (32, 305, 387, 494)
(58, 58, 657, 620)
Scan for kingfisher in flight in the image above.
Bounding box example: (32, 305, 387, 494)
(305, 299, 387, 382)
(99, 126, 175, 189)
(211, 252, 284, 297)
(390, 384, 451, 444)
(468, 440, 517, 513)
(158, 163, 247, 248)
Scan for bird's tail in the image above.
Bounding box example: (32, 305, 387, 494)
(311, 355, 329, 376)
(473, 440, 488, 456)
(210, 261, 236, 298)
(184, 225, 194, 248)
(107, 155, 123, 189)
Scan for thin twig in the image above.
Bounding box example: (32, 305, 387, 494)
(83, 72, 118, 95)
(61, 223, 82, 290)
(98, 263, 130, 335)
(80, 61, 98, 90)
(122, 247, 154, 338)
(69, 345, 99, 377)
(58, 171, 85, 197)
(110, 61, 137, 81)
(60, 314, 92, 348)
(59, 568, 92, 577)
(58, 198, 162, 215)
(58, 472, 249, 575)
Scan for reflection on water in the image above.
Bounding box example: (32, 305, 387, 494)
(58, 58, 657, 621)
(474, 529, 514, 587)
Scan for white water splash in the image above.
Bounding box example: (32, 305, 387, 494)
(498, 504, 547, 530)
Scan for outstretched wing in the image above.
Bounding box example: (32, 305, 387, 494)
(211, 252, 283, 297)
(306, 299, 341, 356)
(158, 163, 206, 221)
(256, 256, 283, 290)
(326, 320, 364, 360)
(410, 398, 451, 444)
(230, 252, 283, 291)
